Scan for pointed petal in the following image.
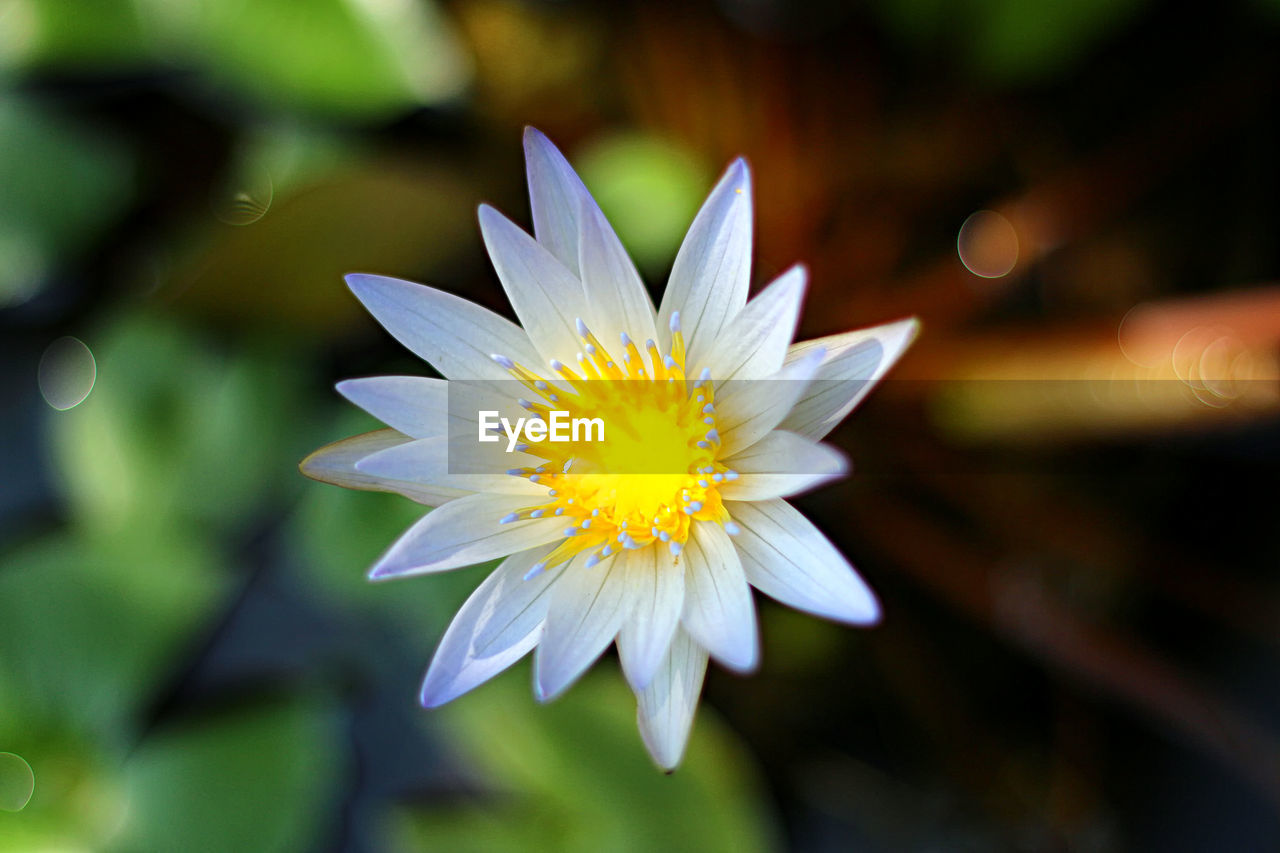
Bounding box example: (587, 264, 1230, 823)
(579, 196, 659, 350)
(779, 318, 920, 440)
(336, 376, 447, 438)
(535, 551, 634, 701)
(720, 431, 850, 501)
(369, 492, 564, 580)
(715, 348, 825, 456)
(659, 159, 752, 366)
(470, 546, 569, 655)
(616, 546, 685, 691)
(680, 521, 758, 672)
(704, 264, 806, 382)
(728, 498, 880, 625)
(356, 435, 547, 496)
(446, 378, 540, 439)
(346, 274, 541, 381)
(299, 430, 471, 506)
(636, 627, 709, 771)
(478, 204, 590, 365)
(420, 545, 561, 707)
(524, 126, 590, 274)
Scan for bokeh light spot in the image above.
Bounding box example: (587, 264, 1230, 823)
(1169, 326, 1249, 408)
(38, 335, 97, 411)
(957, 209, 1019, 278)
(1116, 301, 1167, 368)
(0, 752, 35, 812)
(212, 163, 273, 225)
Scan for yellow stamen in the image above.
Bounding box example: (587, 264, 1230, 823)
(498, 325, 736, 574)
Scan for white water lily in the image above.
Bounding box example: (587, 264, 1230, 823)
(302, 128, 917, 770)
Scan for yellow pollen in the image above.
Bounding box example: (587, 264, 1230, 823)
(497, 318, 734, 572)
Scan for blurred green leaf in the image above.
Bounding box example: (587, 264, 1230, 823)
(0, 532, 223, 740)
(163, 160, 479, 330)
(0, 735, 127, 851)
(0, 752, 36, 812)
(50, 315, 186, 533)
(113, 696, 340, 853)
(874, 0, 1149, 84)
(52, 313, 305, 534)
(211, 123, 354, 226)
(0, 99, 133, 306)
(2, 0, 470, 118)
(393, 666, 779, 853)
(575, 133, 710, 275)
(180, 342, 306, 526)
(965, 0, 1148, 82)
(175, 0, 470, 119)
(0, 0, 151, 71)
(290, 472, 422, 598)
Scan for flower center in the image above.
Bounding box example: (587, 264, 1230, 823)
(491, 313, 739, 577)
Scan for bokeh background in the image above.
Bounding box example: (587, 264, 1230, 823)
(3, 0, 1280, 849)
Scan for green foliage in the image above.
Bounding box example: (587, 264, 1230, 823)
(0, 312, 333, 850)
(51, 314, 303, 535)
(0, 753, 36, 813)
(185, 0, 469, 118)
(0, 0, 151, 71)
(874, 0, 1150, 84)
(575, 134, 711, 276)
(393, 666, 779, 853)
(1, 0, 470, 119)
(112, 697, 340, 853)
(0, 735, 126, 850)
(0, 99, 133, 305)
(163, 159, 479, 330)
(0, 534, 223, 742)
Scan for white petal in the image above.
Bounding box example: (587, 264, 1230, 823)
(420, 545, 561, 707)
(616, 546, 685, 691)
(470, 546, 568, 656)
(680, 521, 758, 672)
(356, 435, 547, 496)
(704, 264, 806, 382)
(478, 204, 588, 365)
(336, 376, 447, 439)
(659, 159, 752, 366)
(779, 318, 919, 440)
(437, 380, 563, 480)
(579, 196, 659, 351)
(715, 348, 825, 457)
(728, 498, 879, 625)
(535, 551, 634, 701)
(299, 430, 471, 506)
(523, 126, 589, 274)
(346, 274, 541, 380)
(635, 627, 709, 771)
(368, 493, 563, 580)
(720, 431, 849, 501)
(446, 378, 540, 438)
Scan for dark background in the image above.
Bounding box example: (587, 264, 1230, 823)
(2, 0, 1279, 849)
